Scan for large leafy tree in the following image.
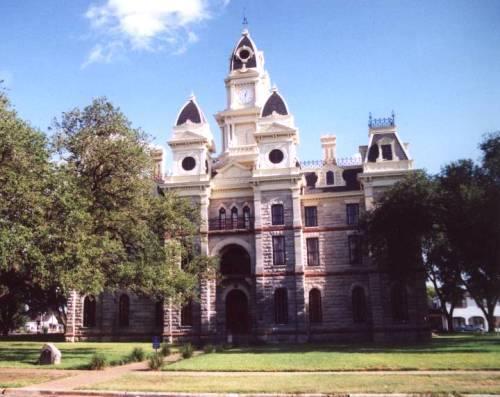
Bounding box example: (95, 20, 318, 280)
(52, 97, 215, 303)
(437, 132, 500, 332)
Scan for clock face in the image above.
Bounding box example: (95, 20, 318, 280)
(237, 85, 254, 105)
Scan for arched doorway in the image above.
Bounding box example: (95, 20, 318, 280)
(225, 289, 249, 334)
(220, 244, 251, 276)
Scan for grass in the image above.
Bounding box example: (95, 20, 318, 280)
(87, 372, 500, 394)
(0, 370, 69, 388)
(166, 334, 500, 372)
(0, 342, 154, 370)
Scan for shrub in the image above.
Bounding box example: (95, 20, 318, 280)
(160, 343, 171, 357)
(89, 353, 107, 370)
(129, 347, 145, 362)
(148, 353, 164, 370)
(203, 344, 215, 354)
(215, 344, 224, 353)
(180, 343, 194, 359)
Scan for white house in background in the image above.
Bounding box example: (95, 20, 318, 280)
(25, 313, 64, 333)
(439, 294, 500, 331)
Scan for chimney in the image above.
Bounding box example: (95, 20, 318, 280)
(150, 147, 164, 180)
(321, 135, 337, 163)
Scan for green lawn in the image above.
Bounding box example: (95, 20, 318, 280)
(166, 335, 500, 371)
(0, 342, 155, 369)
(88, 372, 500, 394)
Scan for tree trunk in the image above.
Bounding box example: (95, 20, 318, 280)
(445, 308, 455, 332)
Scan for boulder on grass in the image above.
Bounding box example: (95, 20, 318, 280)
(38, 343, 62, 365)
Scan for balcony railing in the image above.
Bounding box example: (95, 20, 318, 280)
(209, 216, 254, 231)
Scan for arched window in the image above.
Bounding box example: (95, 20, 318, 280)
(352, 286, 368, 323)
(309, 289, 322, 323)
(155, 300, 163, 327)
(118, 294, 130, 327)
(231, 206, 238, 229)
(243, 206, 251, 229)
(83, 295, 96, 327)
(181, 299, 193, 326)
(219, 208, 226, 230)
(305, 172, 318, 188)
(391, 283, 409, 322)
(274, 288, 288, 324)
(271, 204, 284, 225)
(326, 171, 334, 185)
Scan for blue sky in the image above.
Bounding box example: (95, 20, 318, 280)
(1, 0, 499, 173)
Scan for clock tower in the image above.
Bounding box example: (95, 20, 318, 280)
(215, 29, 271, 165)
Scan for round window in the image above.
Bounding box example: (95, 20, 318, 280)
(269, 149, 284, 164)
(182, 156, 196, 171)
(239, 49, 251, 60)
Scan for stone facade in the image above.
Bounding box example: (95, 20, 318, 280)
(65, 29, 430, 344)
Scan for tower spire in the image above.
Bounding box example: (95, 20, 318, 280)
(242, 5, 248, 29)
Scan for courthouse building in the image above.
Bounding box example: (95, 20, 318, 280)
(66, 29, 430, 344)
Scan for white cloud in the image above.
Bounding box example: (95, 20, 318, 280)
(83, 0, 229, 67)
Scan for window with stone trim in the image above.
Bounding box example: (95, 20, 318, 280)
(118, 294, 129, 327)
(243, 206, 251, 229)
(271, 204, 284, 225)
(274, 288, 288, 324)
(306, 238, 320, 266)
(391, 283, 409, 322)
(309, 288, 322, 323)
(346, 203, 359, 225)
(272, 236, 286, 266)
(304, 206, 317, 227)
(155, 300, 163, 327)
(83, 295, 96, 327)
(231, 206, 238, 228)
(348, 235, 362, 264)
(326, 171, 334, 185)
(181, 299, 193, 326)
(219, 208, 226, 229)
(352, 286, 368, 323)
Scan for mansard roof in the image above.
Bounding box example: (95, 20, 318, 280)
(176, 99, 204, 126)
(261, 90, 288, 117)
(230, 30, 258, 71)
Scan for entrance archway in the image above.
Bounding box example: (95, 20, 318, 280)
(225, 289, 249, 334)
(220, 244, 251, 276)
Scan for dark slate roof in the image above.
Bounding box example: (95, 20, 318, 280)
(231, 35, 257, 70)
(366, 132, 408, 162)
(176, 100, 202, 126)
(303, 168, 363, 194)
(262, 92, 288, 117)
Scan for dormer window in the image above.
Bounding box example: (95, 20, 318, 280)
(381, 144, 393, 160)
(326, 171, 334, 185)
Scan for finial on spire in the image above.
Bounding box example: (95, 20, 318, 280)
(242, 5, 248, 27)
(189, 91, 195, 100)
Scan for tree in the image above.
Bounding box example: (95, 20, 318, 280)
(362, 171, 436, 279)
(52, 97, 215, 303)
(437, 132, 500, 332)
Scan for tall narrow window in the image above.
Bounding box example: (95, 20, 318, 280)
(271, 204, 284, 225)
(219, 208, 226, 230)
(309, 289, 322, 323)
(346, 203, 359, 225)
(326, 171, 334, 185)
(391, 283, 409, 322)
(306, 238, 320, 266)
(348, 235, 362, 265)
(274, 288, 288, 324)
(381, 144, 393, 160)
(352, 287, 368, 323)
(231, 207, 238, 229)
(272, 236, 286, 266)
(181, 299, 193, 326)
(83, 295, 96, 327)
(243, 206, 251, 229)
(155, 300, 163, 327)
(118, 294, 129, 327)
(304, 206, 318, 227)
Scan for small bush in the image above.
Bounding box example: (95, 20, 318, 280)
(148, 353, 164, 370)
(215, 344, 224, 353)
(203, 344, 215, 354)
(129, 347, 145, 362)
(160, 343, 171, 357)
(89, 353, 107, 370)
(180, 343, 194, 359)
